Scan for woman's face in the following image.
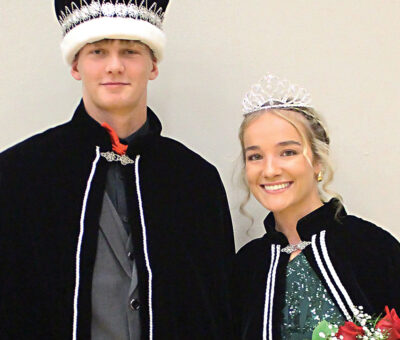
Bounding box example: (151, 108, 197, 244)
(243, 111, 321, 216)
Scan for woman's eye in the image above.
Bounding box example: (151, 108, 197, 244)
(247, 154, 262, 161)
(281, 150, 297, 157)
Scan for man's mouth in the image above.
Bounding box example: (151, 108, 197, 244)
(101, 82, 130, 86)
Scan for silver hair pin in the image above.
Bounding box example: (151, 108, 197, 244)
(242, 74, 313, 115)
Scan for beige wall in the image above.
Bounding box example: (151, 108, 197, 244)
(1, 1, 399, 249)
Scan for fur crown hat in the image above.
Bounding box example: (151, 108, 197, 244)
(54, 0, 170, 65)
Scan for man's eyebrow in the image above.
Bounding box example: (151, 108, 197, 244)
(89, 39, 141, 46)
(89, 41, 104, 47)
(121, 40, 140, 45)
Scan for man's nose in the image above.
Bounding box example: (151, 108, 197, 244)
(105, 54, 125, 74)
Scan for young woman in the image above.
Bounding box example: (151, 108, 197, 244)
(232, 74, 400, 340)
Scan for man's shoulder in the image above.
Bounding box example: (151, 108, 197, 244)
(0, 121, 71, 165)
(155, 135, 217, 172)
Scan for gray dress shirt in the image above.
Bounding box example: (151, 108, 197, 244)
(91, 121, 149, 340)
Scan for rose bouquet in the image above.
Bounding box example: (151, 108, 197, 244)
(312, 306, 400, 340)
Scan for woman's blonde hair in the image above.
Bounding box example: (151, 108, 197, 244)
(238, 106, 342, 218)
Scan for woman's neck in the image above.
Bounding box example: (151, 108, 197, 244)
(274, 199, 323, 245)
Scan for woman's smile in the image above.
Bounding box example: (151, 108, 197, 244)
(260, 181, 293, 194)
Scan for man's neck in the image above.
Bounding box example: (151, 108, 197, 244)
(83, 102, 147, 139)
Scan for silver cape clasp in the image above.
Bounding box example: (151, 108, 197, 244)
(100, 151, 134, 166)
(281, 241, 311, 254)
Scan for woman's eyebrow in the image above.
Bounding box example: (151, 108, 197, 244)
(244, 145, 260, 152)
(277, 140, 301, 147)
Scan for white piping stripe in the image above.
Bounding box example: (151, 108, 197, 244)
(134, 155, 154, 340)
(262, 245, 275, 340)
(311, 234, 352, 321)
(263, 245, 278, 340)
(320, 231, 355, 314)
(268, 244, 280, 340)
(72, 146, 101, 340)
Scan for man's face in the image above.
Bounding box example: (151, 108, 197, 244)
(71, 39, 158, 114)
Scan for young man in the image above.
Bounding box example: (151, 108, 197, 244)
(0, 1, 234, 339)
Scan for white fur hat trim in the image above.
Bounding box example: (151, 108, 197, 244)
(61, 16, 166, 65)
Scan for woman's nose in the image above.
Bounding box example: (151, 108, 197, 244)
(262, 157, 281, 178)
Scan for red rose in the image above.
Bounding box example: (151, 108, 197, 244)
(376, 306, 400, 340)
(336, 321, 364, 340)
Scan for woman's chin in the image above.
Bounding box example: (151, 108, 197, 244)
(262, 203, 289, 215)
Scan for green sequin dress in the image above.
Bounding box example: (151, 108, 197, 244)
(280, 252, 345, 340)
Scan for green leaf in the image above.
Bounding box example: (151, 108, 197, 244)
(312, 320, 338, 340)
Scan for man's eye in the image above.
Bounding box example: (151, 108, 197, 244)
(125, 49, 138, 55)
(91, 49, 103, 55)
(281, 150, 297, 157)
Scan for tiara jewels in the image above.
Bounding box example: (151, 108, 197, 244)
(242, 74, 313, 115)
(58, 1, 165, 36)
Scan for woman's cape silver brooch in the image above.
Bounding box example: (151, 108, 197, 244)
(281, 241, 312, 254)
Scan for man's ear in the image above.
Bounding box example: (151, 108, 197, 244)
(149, 60, 159, 81)
(70, 58, 82, 81)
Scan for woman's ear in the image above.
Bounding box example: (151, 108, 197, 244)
(314, 161, 322, 181)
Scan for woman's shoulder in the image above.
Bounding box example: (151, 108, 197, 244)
(333, 213, 400, 253)
(232, 235, 273, 293)
(234, 234, 270, 266)
(341, 214, 395, 237)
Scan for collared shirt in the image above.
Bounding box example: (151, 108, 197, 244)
(106, 119, 150, 233)
(91, 119, 149, 340)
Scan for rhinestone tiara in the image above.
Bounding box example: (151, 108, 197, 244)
(58, 1, 165, 36)
(242, 74, 313, 115)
